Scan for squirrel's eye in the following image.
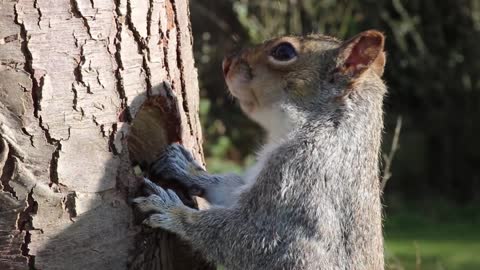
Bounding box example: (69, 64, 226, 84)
(270, 42, 297, 61)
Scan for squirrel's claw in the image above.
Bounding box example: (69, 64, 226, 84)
(142, 178, 165, 196)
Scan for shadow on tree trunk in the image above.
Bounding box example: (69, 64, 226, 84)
(38, 84, 215, 270)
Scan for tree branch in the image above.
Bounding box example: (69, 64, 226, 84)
(381, 116, 402, 191)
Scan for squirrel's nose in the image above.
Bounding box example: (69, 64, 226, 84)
(222, 56, 232, 77)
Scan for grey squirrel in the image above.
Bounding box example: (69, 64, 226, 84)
(134, 30, 387, 270)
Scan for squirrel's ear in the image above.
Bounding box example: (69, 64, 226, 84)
(336, 30, 386, 78)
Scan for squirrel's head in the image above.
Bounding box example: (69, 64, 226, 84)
(223, 30, 386, 134)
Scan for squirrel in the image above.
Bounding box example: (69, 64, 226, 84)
(134, 30, 387, 270)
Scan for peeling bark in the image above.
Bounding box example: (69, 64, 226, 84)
(0, 0, 208, 269)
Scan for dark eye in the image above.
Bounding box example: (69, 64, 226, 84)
(270, 42, 297, 61)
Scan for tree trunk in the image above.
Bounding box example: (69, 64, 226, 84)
(0, 0, 214, 269)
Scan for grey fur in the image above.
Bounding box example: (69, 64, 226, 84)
(150, 145, 245, 206)
(141, 178, 169, 197)
(134, 31, 386, 270)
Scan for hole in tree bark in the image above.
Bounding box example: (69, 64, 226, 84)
(126, 85, 215, 270)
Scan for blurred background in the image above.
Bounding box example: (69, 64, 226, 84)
(189, 0, 480, 269)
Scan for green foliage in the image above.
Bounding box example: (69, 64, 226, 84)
(199, 97, 256, 173)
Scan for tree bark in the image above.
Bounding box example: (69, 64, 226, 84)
(0, 0, 213, 269)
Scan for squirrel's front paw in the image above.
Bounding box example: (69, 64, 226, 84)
(133, 179, 193, 236)
(150, 143, 205, 185)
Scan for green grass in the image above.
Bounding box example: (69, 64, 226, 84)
(384, 206, 480, 270)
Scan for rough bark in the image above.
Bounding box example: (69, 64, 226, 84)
(0, 0, 212, 269)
